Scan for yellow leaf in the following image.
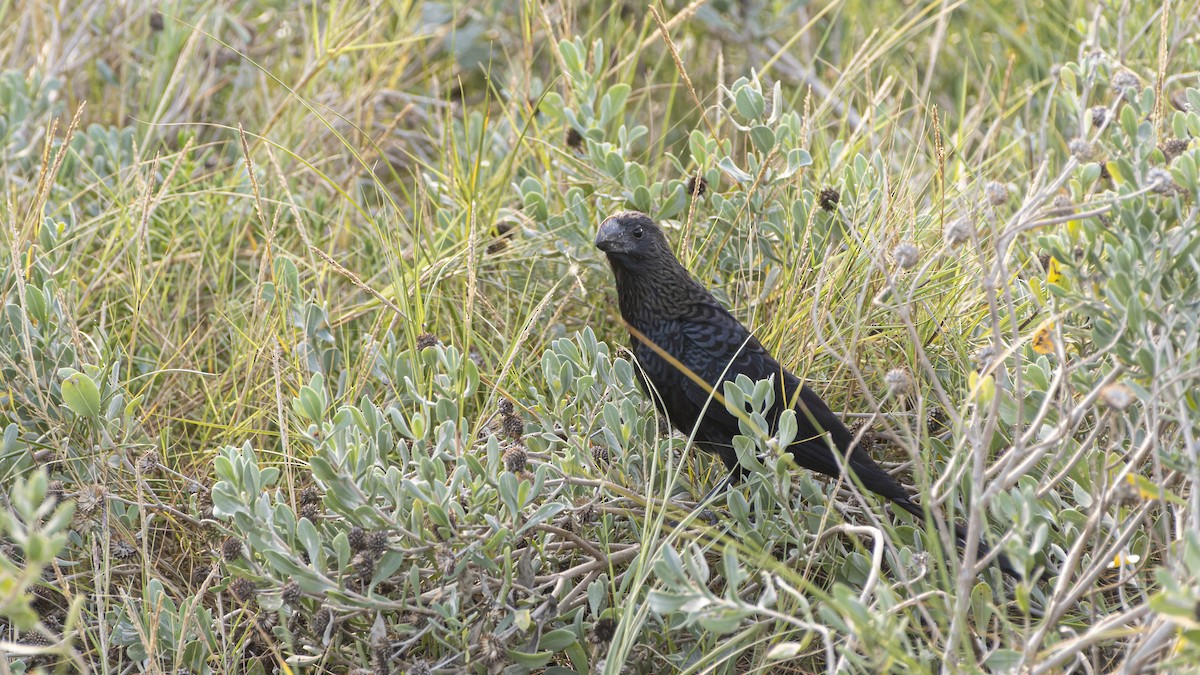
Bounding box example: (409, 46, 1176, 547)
(1047, 257, 1064, 286)
(1126, 474, 1159, 500)
(968, 371, 996, 404)
(515, 608, 532, 631)
(1032, 323, 1056, 355)
(1105, 161, 1124, 184)
(1124, 473, 1185, 504)
(1029, 276, 1044, 304)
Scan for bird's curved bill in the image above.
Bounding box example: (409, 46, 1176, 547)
(594, 217, 623, 252)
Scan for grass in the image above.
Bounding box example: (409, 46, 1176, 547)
(2, 0, 1200, 672)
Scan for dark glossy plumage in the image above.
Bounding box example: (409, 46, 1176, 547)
(595, 210, 1021, 578)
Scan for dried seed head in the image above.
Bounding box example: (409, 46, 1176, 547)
(406, 660, 433, 675)
(369, 650, 388, 674)
(687, 172, 708, 198)
(366, 530, 389, 551)
(352, 552, 376, 580)
(501, 412, 524, 440)
(281, 581, 302, 605)
(1052, 194, 1074, 214)
(943, 218, 975, 247)
(591, 617, 618, 644)
(892, 242, 920, 269)
(884, 368, 913, 394)
(19, 631, 51, 646)
(1100, 383, 1135, 410)
(1111, 70, 1140, 91)
(112, 539, 137, 559)
(1147, 167, 1175, 194)
(348, 526, 367, 551)
(1090, 106, 1109, 128)
(197, 492, 214, 520)
(499, 399, 514, 416)
(926, 407, 948, 434)
(566, 127, 584, 150)
(478, 633, 507, 664)
(488, 221, 515, 255)
(1068, 138, 1094, 162)
(30, 583, 58, 610)
(298, 486, 322, 505)
(149, 11, 165, 31)
(311, 607, 332, 637)
(229, 578, 256, 604)
(503, 446, 528, 474)
(984, 181, 1009, 206)
(253, 612, 279, 647)
(415, 333, 440, 351)
(190, 565, 211, 586)
(47, 480, 64, 504)
(818, 187, 840, 212)
(221, 538, 243, 561)
(137, 452, 160, 474)
(591, 444, 610, 466)
(1163, 138, 1190, 162)
(299, 502, 320, 522)
(76, 484, 106, 515)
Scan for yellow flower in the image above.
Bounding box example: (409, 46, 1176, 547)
(1108, 551, 1142, 569)
(1032, 322, 1056, 355)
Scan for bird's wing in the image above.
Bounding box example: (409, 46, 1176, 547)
(638, 301, 857, 476)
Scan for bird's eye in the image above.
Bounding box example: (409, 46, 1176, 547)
(632, 227, 644, 238)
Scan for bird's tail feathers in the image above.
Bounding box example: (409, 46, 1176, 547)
(889, 496, 1025, 580)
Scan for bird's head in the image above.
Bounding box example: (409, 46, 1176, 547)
(594, 211, 672, 261)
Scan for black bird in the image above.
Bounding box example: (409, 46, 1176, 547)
(595, 210, 1023, 579)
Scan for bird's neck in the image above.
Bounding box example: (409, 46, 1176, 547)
(608, 255, 706, 327)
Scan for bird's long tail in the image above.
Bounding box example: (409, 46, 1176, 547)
(835, 445, 1027, 579)
(889, 496, 1023, 579)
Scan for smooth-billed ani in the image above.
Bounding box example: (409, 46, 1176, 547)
(595, 210, 1023, 579)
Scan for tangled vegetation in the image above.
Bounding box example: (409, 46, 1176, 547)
(2, 1, 1200, 673)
